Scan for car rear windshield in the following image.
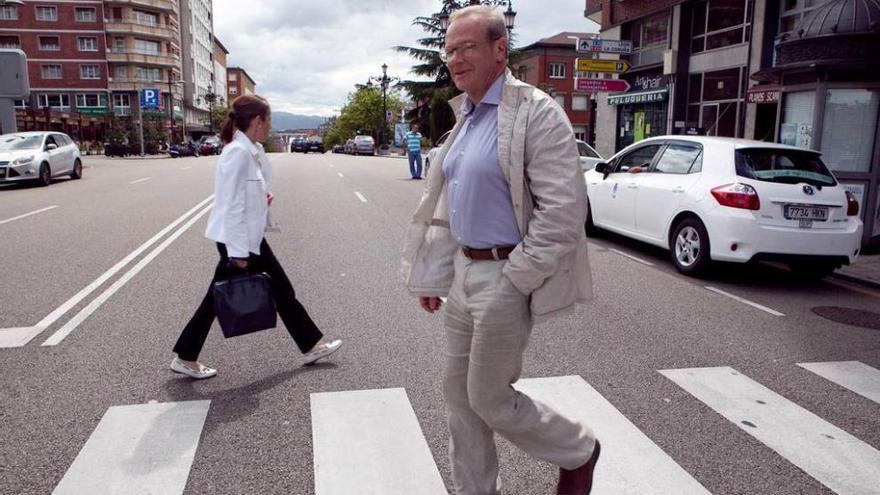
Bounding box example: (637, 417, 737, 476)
(735, 148, 836, 187)
(354, 136, 372, 142)
(0, 135, 43, 151)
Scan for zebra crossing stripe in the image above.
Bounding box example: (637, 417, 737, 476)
(52, 400, 210, 495)
(310, 388, 446, 495)
(797, 361, 880, 405)
(514, 376, 712, 495)
(660, 367, 880, 495)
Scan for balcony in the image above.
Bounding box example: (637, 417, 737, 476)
(109, 78, 183, 97)
(107, 49, 180, 68)
(105, 18, 179, 39)
(104, 0, 177, 14)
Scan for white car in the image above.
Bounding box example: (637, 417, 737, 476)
(0, 132, 82, 187)
(584, 136, 863, 278)
(424, 130, 451, 176)
(577, 139, 603, 172)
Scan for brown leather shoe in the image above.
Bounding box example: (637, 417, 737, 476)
(556, 440, 601, 495)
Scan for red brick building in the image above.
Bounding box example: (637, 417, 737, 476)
(1, 0, 109, 142)
(226, 66, 256, 104)
(514, 32, 597, 144)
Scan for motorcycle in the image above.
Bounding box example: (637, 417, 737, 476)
(168, 143, 200, 158)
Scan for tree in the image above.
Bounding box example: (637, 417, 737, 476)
(211, 105, 229, 133)
(326, 85, 404, 149)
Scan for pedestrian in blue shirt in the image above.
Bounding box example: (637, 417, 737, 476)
(404, 123, 423, 180)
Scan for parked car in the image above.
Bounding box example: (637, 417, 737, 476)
(198, 136, 222, 155)
(168, 142, 200, 158)
(354, 135, 375, 156)
(308, 140, 324, 153)
(0, 131, 82, 186)
(344, 139, 356, 154)
(584, 136, 863, 278)
(290, 138, 309, 153)
(332, 144, 344, 154)
(576, 140, 603, 172)
(104, 142, 132, 158)
(424, 130, 452, 176)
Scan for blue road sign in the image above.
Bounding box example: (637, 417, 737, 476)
(140, 89, 160, 109)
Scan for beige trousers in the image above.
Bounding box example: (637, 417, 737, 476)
(443, 250, 596, 495)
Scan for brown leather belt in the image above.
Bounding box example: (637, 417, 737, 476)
(462, 246, 515, 261)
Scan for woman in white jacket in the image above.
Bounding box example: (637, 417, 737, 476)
(171, 94, 342, 379)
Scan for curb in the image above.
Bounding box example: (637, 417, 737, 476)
(830, 272, 880, 291)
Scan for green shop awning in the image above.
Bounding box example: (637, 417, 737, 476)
(607, 88, 668, 106)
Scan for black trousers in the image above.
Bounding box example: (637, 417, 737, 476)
(173, 239, 323, 361)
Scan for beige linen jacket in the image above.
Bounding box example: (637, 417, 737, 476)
(401, 70, 593, 323)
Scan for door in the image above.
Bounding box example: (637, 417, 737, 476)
(43, 135, 64, 174)
(635, 143, 704, 242)
(590, 144, 664, 234)
(54, 134, 75, 172)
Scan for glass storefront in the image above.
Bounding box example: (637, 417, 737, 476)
(820, 89, 879, 173)
(616, 101, 667, 149)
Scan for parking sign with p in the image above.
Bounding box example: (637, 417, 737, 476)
(141, 89, 160, 109)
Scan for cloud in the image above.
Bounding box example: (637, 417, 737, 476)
(213, 0, 598, 116)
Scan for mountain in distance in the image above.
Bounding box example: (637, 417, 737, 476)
(271, 112, 328, 131)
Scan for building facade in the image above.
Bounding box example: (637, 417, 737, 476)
(515, 32, 597, 144)
(3, 0, 110, 142)
(226, 66, 255, 103)
(212, 36, 228, 110)
(585, 0, 880, 246)
(179, 0, 214, 136)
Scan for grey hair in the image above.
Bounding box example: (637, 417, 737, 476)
(449, 5, 508, 43)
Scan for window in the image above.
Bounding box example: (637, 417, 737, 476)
(736, 148, 835, 186)
(691, 0, 752, 53)
(654, 144, 703, 174)
(572, 95, 589, 111)
(113, 94, 130, 107)
(80, 65, 100, 79)
(228, 72, 238, 81)
(0, 5, 18, 20)
(629, 11, 669, 66)
(39, 36, 60, 51)
(14, 99, 27, 109)
(133, 10, 158, 26)
(37, 93, 70, 109)
(136, 67, 160, 81)
(0, 35, 19, 48)
(229, 86, 238, 95)
(114, 38, 125, 51)
(573, 126, 588, 142)
(616, 145, 663, 172)
(75, 7, 96, 22)
(554, 94, 566, 109)
(36, 6, 57, 21)
(76, 93, 107, 108)
(577, 140, 600, 158)
(687, 68, 745, 137)
(41, 64, 62, 79)
(114, 65, 127, 79)
(780, 0, 822, 35)
(78, 37, 98, 52)
(134, 39, 160, 55)
(549, 63, 565, 79)
(820, 89, 879, 173)
(779, 91, 815, 149)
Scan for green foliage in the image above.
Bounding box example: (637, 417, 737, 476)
(327, 85, 404, 147)
(211, 105, 229, 133)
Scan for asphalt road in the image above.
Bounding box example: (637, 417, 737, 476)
(1, 151, 878, 495)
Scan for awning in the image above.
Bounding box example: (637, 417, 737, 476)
(747, 84, 780, 104)
(607, 88, 668, 106)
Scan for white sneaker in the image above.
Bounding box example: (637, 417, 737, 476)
(303, 339, 342, 365)
(170, 357, 217, 379)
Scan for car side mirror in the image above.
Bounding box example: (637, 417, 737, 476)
(594, 162, 609, 175)
(46, 143, 58, 151)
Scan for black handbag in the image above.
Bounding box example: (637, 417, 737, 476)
(213, 272, 277, 338)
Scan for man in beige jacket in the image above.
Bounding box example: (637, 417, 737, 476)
(401, 6, 600, 495)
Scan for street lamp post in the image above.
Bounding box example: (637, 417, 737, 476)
(368, 64, 398, 151)
(203, 86, 218, 135)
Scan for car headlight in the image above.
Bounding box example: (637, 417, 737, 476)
(12, 155, 35, 166)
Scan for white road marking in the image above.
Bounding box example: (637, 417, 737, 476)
(311, 388, 446, 495)
(0, 195, 214, 348)
(52, 400, 210, 495)
(0, 205, 58, 225)
(798, 361, 880, 405)
(660, 366, 880, 495)
(515, 376, 712, 495)
(354, 191, 367, 203)
(42, 201, 214, 346)
(129, 177, 151, 184)
(704, 286, 785, 316)
(609, 248, 655, 266)
(180, 166, 192, 170)
(337, 172, 344, 178)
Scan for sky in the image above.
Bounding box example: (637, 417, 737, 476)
(213, 0, 599, 116)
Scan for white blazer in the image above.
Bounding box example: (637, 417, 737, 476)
(205, 130, 274, 258)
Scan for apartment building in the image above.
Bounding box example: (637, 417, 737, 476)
(179, 0, 213, 136)
(212, 36, 227, 109)
(226, 66, 255, 103)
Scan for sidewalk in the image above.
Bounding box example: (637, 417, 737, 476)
(834, 250, 880, 289)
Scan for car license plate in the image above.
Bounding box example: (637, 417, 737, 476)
(784, 205, 828, 221)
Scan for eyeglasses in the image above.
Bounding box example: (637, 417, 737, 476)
(439, 38, 501, 63)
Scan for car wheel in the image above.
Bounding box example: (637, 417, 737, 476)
(38, 163, 51, 187)
(70, 159, 83, 180)
(670, 218, 711, 275)
(788, 262, 839, 280)
(585, 200, 600, 237)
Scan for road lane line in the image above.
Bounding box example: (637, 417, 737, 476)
(0, 205, 58, 225)
(515, 376, 711, 495)
(42, 201, 214, 346)
(354, 191, 367, 203)
(337, 172, 344, 178)
(180, 166, 192, 170)
(129, 177, 151, 184)
(660, 366, 880, 495)
(52, 400, 210, 495)
(704, 286, 785, 316)
(0, 195, 214, 348)
(798, 361, 880, 405)
(311, 388, 446, 495)
(609, 248, 655, 266)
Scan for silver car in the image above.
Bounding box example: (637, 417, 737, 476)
(354, 135, 375, 156)
(424, 130, 452, 176)
(0, 132, 82, 186)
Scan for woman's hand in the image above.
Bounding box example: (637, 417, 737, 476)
(267, 191, 274, 206)
(230, 258, 249, 270)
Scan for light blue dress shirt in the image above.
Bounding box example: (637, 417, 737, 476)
(443, 74, 522, 250)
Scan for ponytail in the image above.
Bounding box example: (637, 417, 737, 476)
(220, 94, 270, 144)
